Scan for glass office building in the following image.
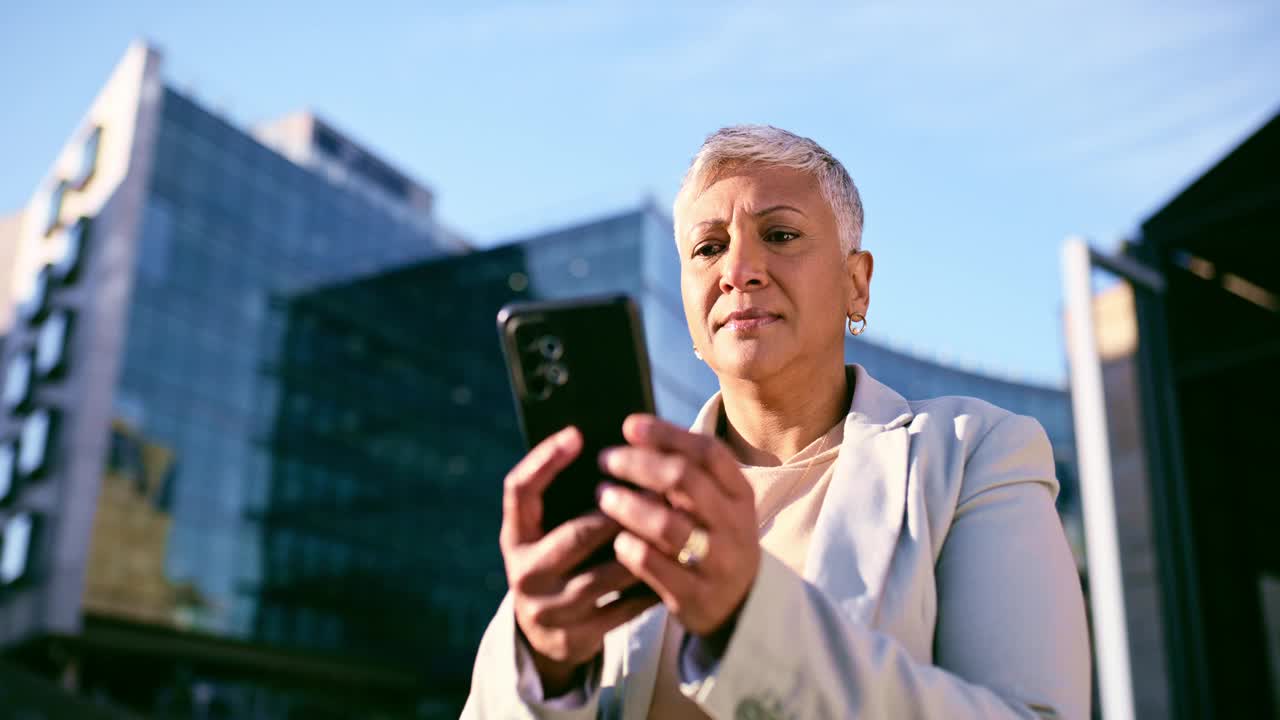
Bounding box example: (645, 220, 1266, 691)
(114, 85, 465, 637)
(0, 43, 463, 718)
(253, 206, 718, 700)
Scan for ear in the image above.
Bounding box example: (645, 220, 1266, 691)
(845, 249, 874, 317)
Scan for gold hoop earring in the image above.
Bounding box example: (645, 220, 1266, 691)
(847, 313, 867, 336)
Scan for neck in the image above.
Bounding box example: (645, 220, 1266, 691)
(718, 358, 851, 467)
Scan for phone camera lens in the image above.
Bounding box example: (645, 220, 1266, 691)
(535, 335, 563, 361)
(542, 362, 569, 387)
(526, 372, 553, 401)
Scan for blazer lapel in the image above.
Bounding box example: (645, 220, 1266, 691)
(804, 365, 913, 627)
(617, 605, 667, 718)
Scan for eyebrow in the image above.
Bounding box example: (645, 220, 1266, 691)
(691, 204, 807, 233)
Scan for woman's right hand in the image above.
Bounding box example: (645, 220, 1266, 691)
(501, 426, 659, 697)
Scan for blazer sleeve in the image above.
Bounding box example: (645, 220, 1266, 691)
(461, 592, 604, 720)
(679, 413, 1092, 720)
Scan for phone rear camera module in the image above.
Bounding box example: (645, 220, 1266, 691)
(534, 335, 564, 361)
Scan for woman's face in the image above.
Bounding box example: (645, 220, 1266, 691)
(677, 165, 872, 383)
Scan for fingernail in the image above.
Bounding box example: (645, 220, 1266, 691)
(627, 415, 650, 439)
(614, 532, 632, 554)
(598, 448, 616, 472)
(597, 484, 616, 509)
(560, 426, 580, 447)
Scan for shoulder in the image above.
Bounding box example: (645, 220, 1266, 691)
(903, 395, 1057, 503)
(905, 394, 1015, 450)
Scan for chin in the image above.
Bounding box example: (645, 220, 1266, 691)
(708, 342, 790, 383)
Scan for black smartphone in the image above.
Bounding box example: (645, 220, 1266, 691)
(497, 294, 657, 562)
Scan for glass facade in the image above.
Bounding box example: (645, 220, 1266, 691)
(250, 208, 718, 709)
(93, 87, 455, 654)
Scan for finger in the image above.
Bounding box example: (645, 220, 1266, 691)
(535, 590, 659, 663)
(525, 511, 620, 579)
(502, 426, 583, 547)
(576, 591, 660, 639)
(534, 562, 641, 626)
(612, 531, 707, 628)
(597, 483, 698, 558)
(622, 415, 748, 500)
(597, 446, 726, 527)
(612, 530, 699, 617)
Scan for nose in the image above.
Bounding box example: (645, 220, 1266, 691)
(719, 235, 768, 294)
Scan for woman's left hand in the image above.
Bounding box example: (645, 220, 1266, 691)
(596, 413, 760, 638)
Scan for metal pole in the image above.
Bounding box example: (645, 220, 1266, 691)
(1062, 236, 1136, 720)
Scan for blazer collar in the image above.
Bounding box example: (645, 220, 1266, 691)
(690, 363, 914, 438)
(690, 364, 915, 625)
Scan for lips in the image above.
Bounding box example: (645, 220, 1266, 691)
(718, 309, 781, 331)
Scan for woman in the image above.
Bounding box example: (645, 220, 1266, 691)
(464, 126, 1090, 719)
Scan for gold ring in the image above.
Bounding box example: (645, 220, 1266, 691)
(676, 527, 709, 568)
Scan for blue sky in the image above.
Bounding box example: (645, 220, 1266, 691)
(2, 1, 1277, 386)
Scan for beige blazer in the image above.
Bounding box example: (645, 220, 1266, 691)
(463, 364, 1091, 719)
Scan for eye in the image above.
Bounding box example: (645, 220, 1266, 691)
(693, 241, 725, 258)
(765, 229, 799, 243)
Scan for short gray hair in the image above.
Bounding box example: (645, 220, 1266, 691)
(674, 125, 864, 253)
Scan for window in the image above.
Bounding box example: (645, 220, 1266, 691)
(43, 181, 67, 236)
(35, 310, 72, 378)
(52, 217, 90, 283)
(17, 409, 54, 479)
(0, 440, 16, 504)
(72, 126, 102, 190)
(138, 198, 175, 282)
(2, 351, 34, 412)
(0, 512, 36, 585)
(16, 265, 52, 325)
